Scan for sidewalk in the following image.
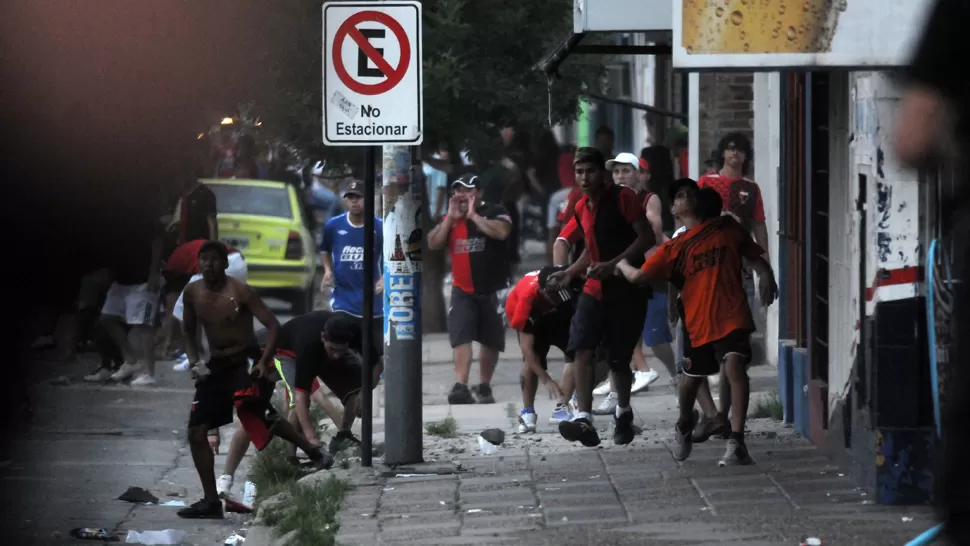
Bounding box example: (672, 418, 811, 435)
(250, 331, 935, 546)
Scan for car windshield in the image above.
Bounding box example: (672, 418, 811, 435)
(208, 184, 292, 218)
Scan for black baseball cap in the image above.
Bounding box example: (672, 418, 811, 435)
(451, 173, 479, 189)
(342, 180, 364, 197)
(667, 177, 700, 202)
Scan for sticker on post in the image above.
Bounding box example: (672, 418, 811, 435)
(387, 230, 422, 273)
(329, 90, 358, 120)
(385, 273, 419, 341)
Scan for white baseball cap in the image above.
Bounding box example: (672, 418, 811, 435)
(605, 152, 640, 171)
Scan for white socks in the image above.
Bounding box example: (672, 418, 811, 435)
(616, 405, 632, 418)
(574, 411, 592, 422)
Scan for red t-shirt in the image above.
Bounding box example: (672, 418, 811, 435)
(641, 216, 764, 346)
(678, 149, 689, 178)
(164, 239, 236, 275)
(505, 271, 542, 331)
(697, 173, 766, 231)
(573, 183, 644, 299)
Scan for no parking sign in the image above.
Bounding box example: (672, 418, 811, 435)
(323, 1, 423, 146)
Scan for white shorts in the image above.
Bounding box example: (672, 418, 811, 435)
(172, 252, 248, 321)
(547, 188, 572, 228)
(101, 282, 161, 326)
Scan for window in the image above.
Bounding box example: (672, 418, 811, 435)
(208, 184, 293, 219)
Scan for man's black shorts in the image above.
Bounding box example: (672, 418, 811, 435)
(567, 290, 648, 372)
(681, 327, 753, 378)
(188, 352, 278, 429)
(520, 311, 574, 369)
(448, 287, 506, 351)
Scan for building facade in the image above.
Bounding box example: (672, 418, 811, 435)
(574, 0, 944, 505)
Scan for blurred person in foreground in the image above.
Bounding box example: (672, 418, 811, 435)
(894, 0, 970, 541)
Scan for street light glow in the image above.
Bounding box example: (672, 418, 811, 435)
(220, 117, 234, 125)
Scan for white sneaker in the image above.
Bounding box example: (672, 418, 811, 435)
(631, 370, 660, 394)
(592, 392, 619, 415)
(172, 359, 191, 372)
(217, 474, 234, 498)
(130, 374, 157, 387)
(568, 396, 579, 414)
(83, 368, 113, 382)
(110, 362, 140, 381)
(592, 379, 612, 396)
(517, 412, 538, 433)
(549, 403, 573, 424)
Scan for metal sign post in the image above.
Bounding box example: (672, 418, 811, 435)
(323, 0, 423, 467)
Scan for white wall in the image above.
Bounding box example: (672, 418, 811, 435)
(851, 73, 922, 313)
(827, 72, 858, 409)
(753, 72, 781, 367)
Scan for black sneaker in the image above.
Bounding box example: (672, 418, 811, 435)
(329, 430, 361, 455)
(691, 413, 730, 443)
(447, 383, 476, 404)
(673, 411, 699, 462)
(473, 383, 495, 404)
(308, 447, 335, 470)
(613, 409, 635, 445)
(558, 417, 601, 447)
(718, 438, 754, 467)
(177, 499, 224, 519)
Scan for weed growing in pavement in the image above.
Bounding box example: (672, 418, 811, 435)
(750, 391, 785, 421)
(425, 415, 459, 438)
(260, 477, 350, 546)
(249, 438, 311, 502)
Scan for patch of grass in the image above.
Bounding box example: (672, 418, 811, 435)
(249, 438, 310, 502)
(261, 477, 350, 546)
(425, 415, 458, 438)
(750, 391, 784, 421)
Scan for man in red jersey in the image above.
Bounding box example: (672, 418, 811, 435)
(547, 147, 655, 448)
(427, 174, 513, 405)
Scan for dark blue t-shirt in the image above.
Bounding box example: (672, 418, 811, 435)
(320, 213, 383, 317)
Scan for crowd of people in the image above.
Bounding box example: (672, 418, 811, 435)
(47, 119, 778, 518)
(433, 128, 778, 467)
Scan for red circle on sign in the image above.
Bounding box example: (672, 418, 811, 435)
(332, 11, 411, 96)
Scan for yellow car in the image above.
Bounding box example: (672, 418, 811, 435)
(197, 178, 317, 313)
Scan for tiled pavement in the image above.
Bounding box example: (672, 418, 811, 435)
(333, 436, 934, 546)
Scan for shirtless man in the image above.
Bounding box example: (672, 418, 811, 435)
(177, 241, 332, 519)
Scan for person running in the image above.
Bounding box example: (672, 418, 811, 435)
(616, 186, 778, 467)
(319, 180, 383, 373)
(666, 182, 733, 430)
(547, 147, 655, 447)
(590, 152, 665, 414)
(506, 266, 585, 432)
(427, 174, 512, 405)
(696, 133, 770, 438)
(215, 310, 380, 498)
(177, 242, 332, 519)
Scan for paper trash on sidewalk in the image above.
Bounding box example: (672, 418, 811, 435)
(159, 500, 185, 507)
(124, 529, 185, 545)
(478, 435, 499, 455)
(224, 533, 246, 545)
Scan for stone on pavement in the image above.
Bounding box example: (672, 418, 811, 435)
(479, 428, 505, 446)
